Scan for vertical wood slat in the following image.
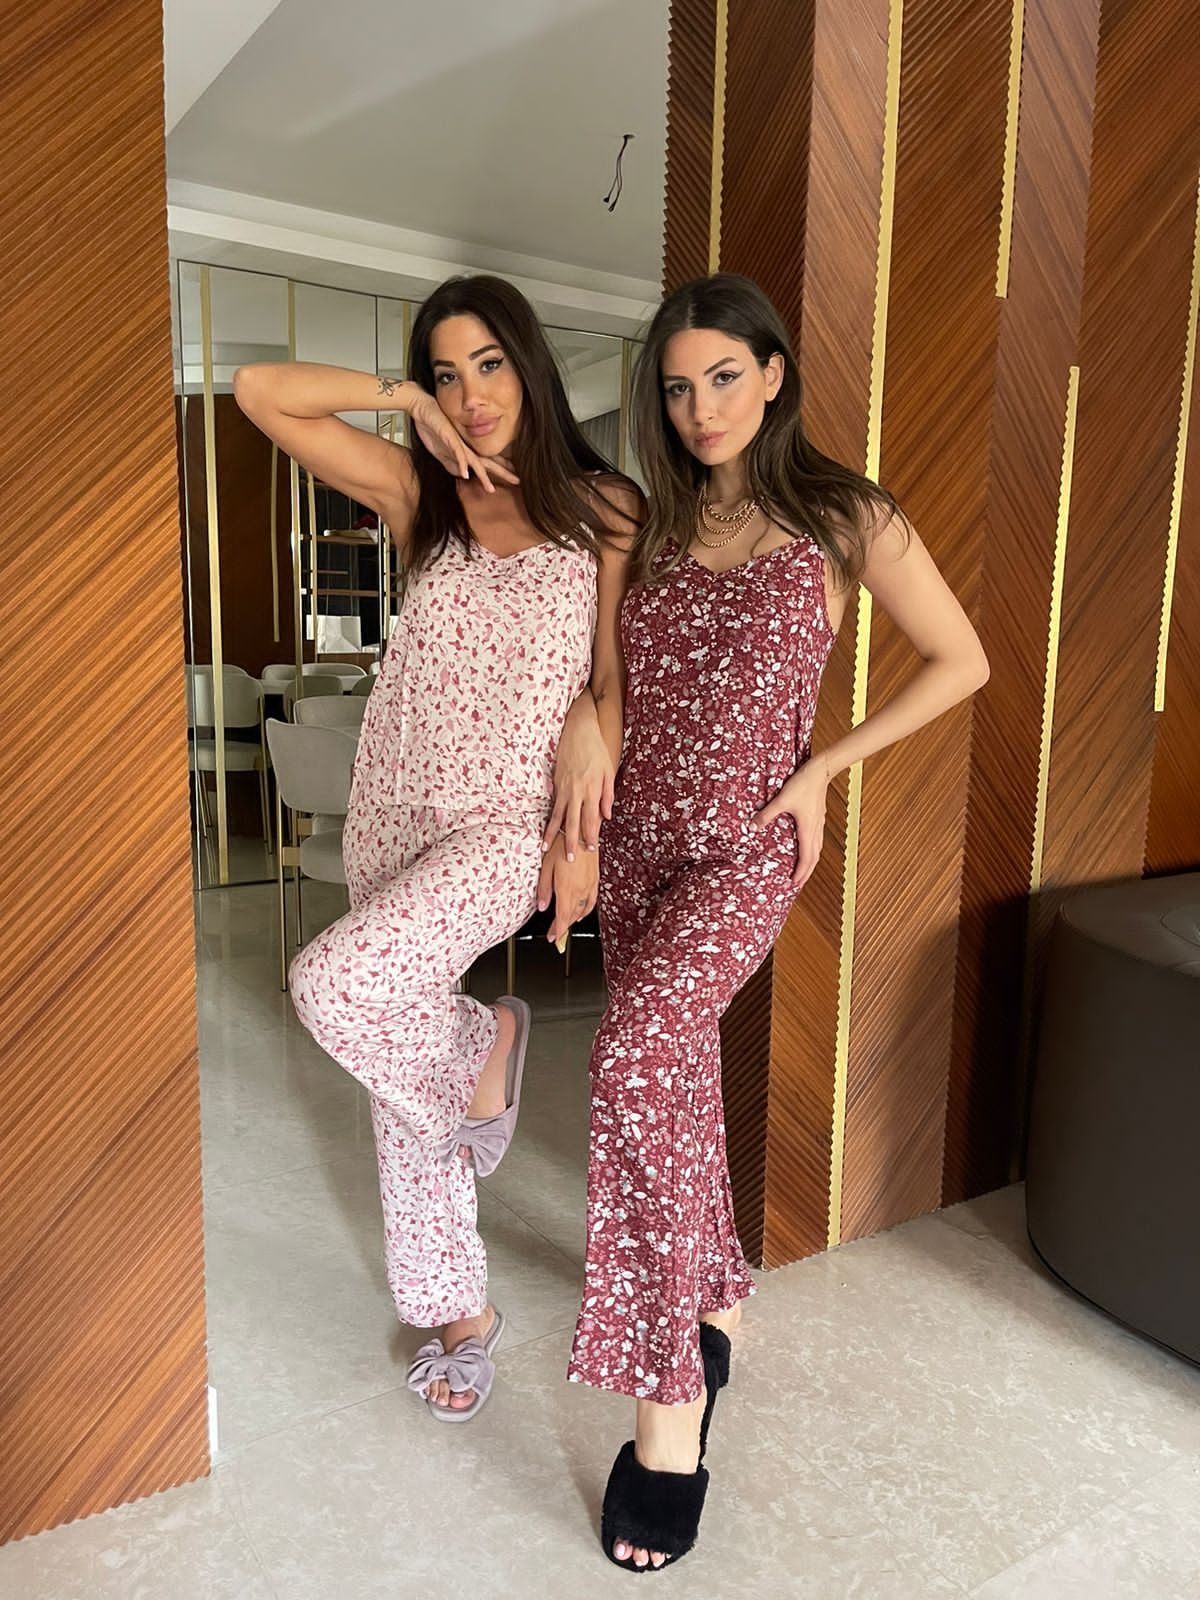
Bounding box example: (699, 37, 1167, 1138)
(662, 0, 720, 293)
(943, 0, 1102, 1205)
(0, 0, 208, 1543)
(840, 0, 1013, 1242)
(1040, 0, 1200, 905)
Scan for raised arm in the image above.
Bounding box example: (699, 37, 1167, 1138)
(232, 363, 516, 553)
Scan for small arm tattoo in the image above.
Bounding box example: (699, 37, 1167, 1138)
(377, 375, 402, 396)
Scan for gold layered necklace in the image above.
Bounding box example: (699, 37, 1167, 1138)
(695, 486, 760, 548)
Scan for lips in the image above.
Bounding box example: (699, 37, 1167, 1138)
(466, 417, 499, 438)
(695, 431, 726, 448)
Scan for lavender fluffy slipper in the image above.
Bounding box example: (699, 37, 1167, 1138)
(438, 996, 532, 1178)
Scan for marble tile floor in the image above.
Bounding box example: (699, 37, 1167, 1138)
(3, 881, 1198, 1598)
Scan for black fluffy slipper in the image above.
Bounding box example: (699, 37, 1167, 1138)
(600, 1440, 710, 1572)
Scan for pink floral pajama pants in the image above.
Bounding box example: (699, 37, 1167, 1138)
(289, 789, 544, 1328)
(567, 812, 801, 1405)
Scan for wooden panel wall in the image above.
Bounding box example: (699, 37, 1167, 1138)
(663, 0, 1200, 1264)
(0, 0, 209, 1544)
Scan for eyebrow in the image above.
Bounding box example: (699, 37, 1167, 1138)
(661, 356, 740, 382)
(432, 343, 503, 369)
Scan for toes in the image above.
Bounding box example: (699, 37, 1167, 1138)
(448, 1388, 475, 1410)
(651, 1552, 666, 1568)
(633, 1548, 649, 1568)
(612, 1542, 630, 1561)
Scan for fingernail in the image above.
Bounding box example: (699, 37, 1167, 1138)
(567, 851, 575, 862)
(537, 900, 547, 912)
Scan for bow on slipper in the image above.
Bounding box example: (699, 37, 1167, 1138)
(406, 1338, 495, 1420)
(436, 997, 531, 1179)
(405, 1306, 506, 1424)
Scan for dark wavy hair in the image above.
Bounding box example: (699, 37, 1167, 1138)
(630, 272, 904, 585)
(405, 275, 639, 574)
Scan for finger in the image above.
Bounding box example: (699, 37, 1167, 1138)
(542, 797, 566, 851)
(750, 805, 776, 831)
(580, 796, 601, 851)
(561, 804, 581, 862)
(536, 857, 555, 911)
(453, 439, 471, 480)
(471, 454, 497, 494)
(601, 773, 615, 821)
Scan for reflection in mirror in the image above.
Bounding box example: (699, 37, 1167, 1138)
(178, 263, 290, 886)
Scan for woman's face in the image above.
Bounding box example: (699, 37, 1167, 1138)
(428, 313, 524, 458)
(660, 328, 783, 467)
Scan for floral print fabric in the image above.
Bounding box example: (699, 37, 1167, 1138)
(568, 535, 835, 1403)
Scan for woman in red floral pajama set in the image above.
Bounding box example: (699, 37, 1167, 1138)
(552, 275, 990, 1571)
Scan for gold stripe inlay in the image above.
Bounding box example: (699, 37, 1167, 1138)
(1154, 174, 1200, 713)
(1011, 363, 1080, 1177)
(708, 0, 729, 273)
(199, 265, 229, 885)
(828, 0, 904, 1250)
(288, 282, 303, 682)
(270, 441, 281, 642)
(995, 0, 1026, 298)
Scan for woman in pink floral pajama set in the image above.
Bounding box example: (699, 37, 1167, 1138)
(235, 275, 638, 1423)
(553, 275, 990, 1571)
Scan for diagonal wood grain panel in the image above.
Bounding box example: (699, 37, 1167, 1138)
(1040, 0, 1200, 911)
(1146, 276, 1200, 876)
(0, 0, 208, 1544)
(943, 0, 1102, 1205)
(719, 0, 815, 337)
(841, 0, 1012, 1243)
(765, 0, 890, 1267)
(663, 0, 720, 292)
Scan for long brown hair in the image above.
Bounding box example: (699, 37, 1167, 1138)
(405, 275, 639, 573)
(631, 273, 903, 585)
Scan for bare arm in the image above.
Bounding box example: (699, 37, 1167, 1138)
(754, 511, 989, 886)
(816, 512, 989, 782)
(544, 484, 639, 856)
(232, 363, 518, 555)
(232, 363, 423, 543)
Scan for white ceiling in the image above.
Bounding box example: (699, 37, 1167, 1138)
(165, 0, 669, 320)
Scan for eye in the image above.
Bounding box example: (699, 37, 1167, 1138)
(664, 381, 689, 399)
(713, 369, 741, 386)
(480, 358, 504, 374)
(435, 371, 457, 387)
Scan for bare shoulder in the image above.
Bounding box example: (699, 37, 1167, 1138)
(580, 472, 646, 549)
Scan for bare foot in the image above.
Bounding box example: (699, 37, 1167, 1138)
(611, 1390, 706, 1570)
(422, 1305, 497, 1411)
(464, 1001, 515, 1123)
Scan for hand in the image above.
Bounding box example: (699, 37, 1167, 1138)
(750, 755, 831, 888)
(407, 392, 520, 493)
(536, 834, 599, 947)
(544, 706, 615, 860)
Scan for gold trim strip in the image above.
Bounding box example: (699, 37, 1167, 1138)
(307, 469, 319, 653)
(1011, 363, 1080, 1177)
(382, 412, 397, 640)
(288, 282, 303, 682)
(1154, 174, 1200, 713)
(995, 0, 1026, 298)
(707, 0, 729, 273)
(1030, 365, 1080, 894)
(270, 441, 281, 642)
(401, 299, 413, 448)
(828, 0, 904, 1251)
(619, 338, 633, 474)
(199, 265, 229, 884)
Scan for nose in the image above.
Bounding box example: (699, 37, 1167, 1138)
(459, 376, 487, 414)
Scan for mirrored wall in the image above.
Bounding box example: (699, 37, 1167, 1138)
(174, 260, 638, 887)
